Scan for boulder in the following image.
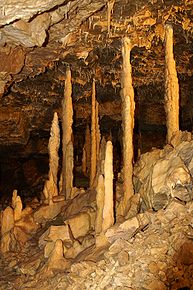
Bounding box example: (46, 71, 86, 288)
(65, 212, 91, 239)
(1, 206, 14, 235)
(34, 200, 65, 224)
(39, 225, 72, 248)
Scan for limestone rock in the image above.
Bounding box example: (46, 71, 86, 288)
(65, 212, 91, 239)
(42, 239, 70, 275)
(34, 201, 65, 224)
(1, 206, 14, 236)
(135, 140, 193, 210)
(39, 225, 72, 249)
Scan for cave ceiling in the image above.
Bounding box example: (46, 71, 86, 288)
(0, 0, 193, 154)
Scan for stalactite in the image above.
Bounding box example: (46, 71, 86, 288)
(90, 79, 97, 187)
(43, 112, 60, 203)
(165, 24, 179, 143)
(118, 37, 135, 217)
(61, 67, 73, 199)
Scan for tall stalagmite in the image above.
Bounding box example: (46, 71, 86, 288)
(95, 140, 114, 247)
(165, 24, 179, 143)
(119, 37, 135, 216)
(90, 79, 97, 187)
(43, 112, 60, 202)
(102, 140, 114, 231)
(96, 100, 101, 164)
(61, 67, 73, 198)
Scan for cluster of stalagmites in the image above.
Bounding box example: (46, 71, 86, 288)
(0, 132, 192, 288)
(1, 190, 39, 253)
(0, 24, 191, 287)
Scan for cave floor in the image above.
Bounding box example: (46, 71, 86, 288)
(0, 198, 192, 290)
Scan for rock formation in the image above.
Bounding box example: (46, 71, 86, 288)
(118, 37, 135, 217)
(61, 67, 73, 199)
(96, 140, 114, 247)
(43, 112, 60, 203)
(165, 24, 179, 143)
(90, 79, 97, 187)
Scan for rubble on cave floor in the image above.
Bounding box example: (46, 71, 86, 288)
(0, 137, 193, 290)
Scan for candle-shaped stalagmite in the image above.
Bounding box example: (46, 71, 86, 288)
(43, 112, 60, 202)
(165, 24, 179, 143)
(119, 37, 135, 216)
(61, 67, 73, 198)
(90, 79, 97, 186)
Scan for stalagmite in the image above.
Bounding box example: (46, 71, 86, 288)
(95, 174, 105, 234)
(61, 67, 73, 198)
(1, 206, 14, 253)
(96, 100, 101, 163)
(165, 24, 179, 143)
(102, 140, 114, 231)
(65, 141, 74, 200)
(14, 195, 23, 221)
(95, 141, 114, 247)
(118, 37, 135, 216)
(90, 79, 97, 187)
(12, 190, 23, 221)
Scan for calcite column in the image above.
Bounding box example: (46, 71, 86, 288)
(119, 37, 135, 216)
(165, 24, 179, 143)
(61, 67, 73, 199)
(43, 112, 60, 202)
(90, 79, 97, 187)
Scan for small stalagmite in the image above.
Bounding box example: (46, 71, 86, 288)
(118, 37, 135, 216)
(61, 67, 73, 199)
(11, 190, 23, 221)
(165, 24, 179, 143)
(14, 196, 23, 222)
(90, 79, 97, 187)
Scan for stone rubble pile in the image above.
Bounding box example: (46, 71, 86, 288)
(0, 134, 193, 289)
(134, 133, 193, 211)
